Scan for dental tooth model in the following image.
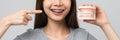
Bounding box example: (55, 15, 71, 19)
(77, 5, 96, 20)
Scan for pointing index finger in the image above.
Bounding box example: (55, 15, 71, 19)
(25, 10, 42, 14)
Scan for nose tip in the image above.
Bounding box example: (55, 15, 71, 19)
(53, 0, 63, 6)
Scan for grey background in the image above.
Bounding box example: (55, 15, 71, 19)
(0, 0, 120, 40)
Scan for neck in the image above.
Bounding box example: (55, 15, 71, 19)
(44, 18, 70, 36)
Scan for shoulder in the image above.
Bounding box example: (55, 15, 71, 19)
(72, 28, 89, 37)
(14, 28, 43, 40)
(71, 28, 97, 40)
(72, 28, 88, 34)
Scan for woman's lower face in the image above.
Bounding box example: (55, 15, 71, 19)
(43, 0, 71, 21)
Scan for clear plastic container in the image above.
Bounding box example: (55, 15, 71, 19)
(77, 5, 96, 20)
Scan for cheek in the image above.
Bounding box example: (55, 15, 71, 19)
(64, 0, 71, 8)
(43, 1, 50, 9)
(63, 1, 71, 14)
(43, 1, 52, 14)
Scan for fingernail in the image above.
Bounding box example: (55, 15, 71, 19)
(38, 10, 42, 13)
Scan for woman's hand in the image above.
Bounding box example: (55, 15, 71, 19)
(0, 10, 42, 38)
(1, 10, 42, 25)
(81, 4, 120, 40)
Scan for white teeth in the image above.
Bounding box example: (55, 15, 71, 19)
(52, 9, 64, 13)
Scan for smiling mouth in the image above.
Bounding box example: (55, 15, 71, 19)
(51, 9, 64, 13)
(50, 9, 64, 16)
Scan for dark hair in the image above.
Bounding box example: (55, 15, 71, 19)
(34, 0, 79, 29)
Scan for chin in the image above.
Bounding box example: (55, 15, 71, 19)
(49, 17, 65, 22)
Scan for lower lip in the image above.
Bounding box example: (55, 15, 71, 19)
(53, 12, 62, 16)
